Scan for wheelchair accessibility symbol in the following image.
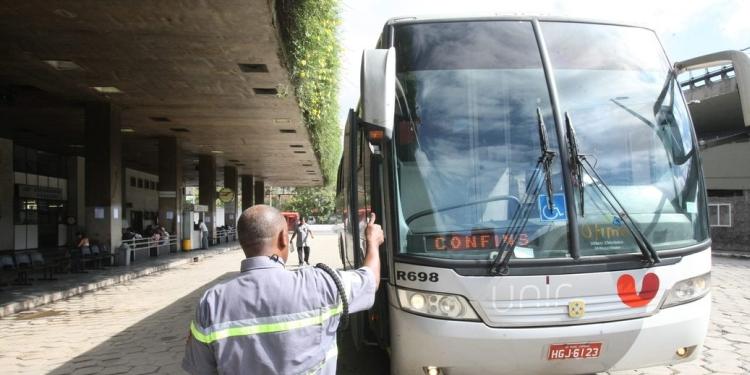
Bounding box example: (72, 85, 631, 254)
(538, 194, 567, 222)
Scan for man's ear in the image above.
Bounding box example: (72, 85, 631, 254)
(278, 228, 289, 251)
(277, 228, 290, 262)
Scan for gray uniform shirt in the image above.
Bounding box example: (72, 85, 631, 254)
(182, 256, 377, 374)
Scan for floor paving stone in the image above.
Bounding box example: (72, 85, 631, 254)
(1, 237, 750, 374)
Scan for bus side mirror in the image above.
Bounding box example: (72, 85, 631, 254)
(360, 47, 396, 139)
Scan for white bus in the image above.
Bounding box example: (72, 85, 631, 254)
(336, 16, 711, 375)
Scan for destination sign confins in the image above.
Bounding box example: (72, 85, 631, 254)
(428, 232, 529, 251)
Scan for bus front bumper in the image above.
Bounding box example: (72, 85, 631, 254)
(389, 294, 710, 375)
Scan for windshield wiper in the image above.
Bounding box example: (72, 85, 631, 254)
(565, 113, 661, 265)
(538, 107, 556, 207)
(565, 113, 585, 216)
(489, 108, 556, 275)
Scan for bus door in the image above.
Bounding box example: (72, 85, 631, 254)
(337, 109, 358, 270)
(340, 108, 391, 349)
(361, 119, 391, 348)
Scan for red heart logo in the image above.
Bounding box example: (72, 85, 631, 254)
(617, 273, 659, 308)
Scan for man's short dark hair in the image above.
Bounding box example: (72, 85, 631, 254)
(237, 205, 286, 256)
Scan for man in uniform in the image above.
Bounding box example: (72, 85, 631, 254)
(182, 205, 383, 374)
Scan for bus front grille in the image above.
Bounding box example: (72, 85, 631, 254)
(475, 293, 656, 327)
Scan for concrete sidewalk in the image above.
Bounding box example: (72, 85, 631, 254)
(713, 250, 750, 260)
(0, 234, 343, 375)
(0, 242, 241, 318)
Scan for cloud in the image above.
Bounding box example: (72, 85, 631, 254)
(721, 0, 750, 43)
(337, 0, 744, 125)
(553, 0, 710, 34)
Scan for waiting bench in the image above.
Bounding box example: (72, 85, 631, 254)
(121, 237, 177, 263)
(212, 228, 237, 245)
(0, 250, 69, 287)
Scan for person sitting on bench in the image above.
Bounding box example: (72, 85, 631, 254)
(72, 232, 89, 272)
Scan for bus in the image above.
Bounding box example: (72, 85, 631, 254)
(335, 16, 712, 375)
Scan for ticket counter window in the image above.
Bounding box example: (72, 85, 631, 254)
(15, 199, 38, 225)
(15, 198, 66, 247)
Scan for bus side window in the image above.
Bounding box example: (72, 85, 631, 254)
(335, 157, 344, 194)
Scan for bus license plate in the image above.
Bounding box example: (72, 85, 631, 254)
(548, 343, 602, 360)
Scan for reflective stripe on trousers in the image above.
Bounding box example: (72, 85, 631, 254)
(190, 304, 343, 344)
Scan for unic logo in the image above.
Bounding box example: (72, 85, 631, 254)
(616, 273, 660, 308)
(489, 283, 573, 312)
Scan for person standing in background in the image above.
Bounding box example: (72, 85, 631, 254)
(290, 217, 314, 266)
(199, 220, 209, 249)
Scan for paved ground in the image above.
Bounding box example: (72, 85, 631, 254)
(0, 232, 748, 374)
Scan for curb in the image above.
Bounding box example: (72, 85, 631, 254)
(712, 251, 750, 260)
(0, 245, 240, 318)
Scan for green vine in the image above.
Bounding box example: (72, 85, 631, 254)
(277, 0, 342, 186)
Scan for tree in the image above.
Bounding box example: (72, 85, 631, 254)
(282, 186, 336, 222)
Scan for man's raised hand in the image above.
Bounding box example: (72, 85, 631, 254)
(365, 212, 384, 247)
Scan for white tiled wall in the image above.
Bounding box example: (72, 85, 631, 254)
(14, 225, 38, 250)
(13, 172, 68, 200)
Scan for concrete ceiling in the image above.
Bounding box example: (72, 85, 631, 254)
(688, 91, 745, 137)
(0, 0, 322, 186)
(683, 77, 746, 138)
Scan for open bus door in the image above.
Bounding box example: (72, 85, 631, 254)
(345, 115, 392, 351)
(353, 47, 397, 351)
(343, 107, 371, 351)
(339, 106, 391, 351)
(336, 47, 395, 351)
(364, 144, 390, 351)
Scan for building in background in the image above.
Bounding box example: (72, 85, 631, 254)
(679, 49, 750, 252)
(0, 1, 326, 254)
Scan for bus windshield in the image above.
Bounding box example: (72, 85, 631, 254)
(392, 20, 709, 261)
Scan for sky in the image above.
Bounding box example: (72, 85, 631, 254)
(336, 0, 750, 124)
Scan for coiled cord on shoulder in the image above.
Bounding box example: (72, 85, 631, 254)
(315, 263, 349, 330)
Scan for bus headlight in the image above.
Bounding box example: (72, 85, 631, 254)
(662, 273, 711, 308)
(397, 287, 479, 321)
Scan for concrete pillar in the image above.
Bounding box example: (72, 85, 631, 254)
(198, 154, 216, 235)
(84, 103, 122, 253)
(66, 156, 85, 245)
(241, 174, 254, 210)
(158, 137, 183, 249)
(254, 179, 265, 206)
(0, 138, 13, 251)
(223, 166, 238, 226)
